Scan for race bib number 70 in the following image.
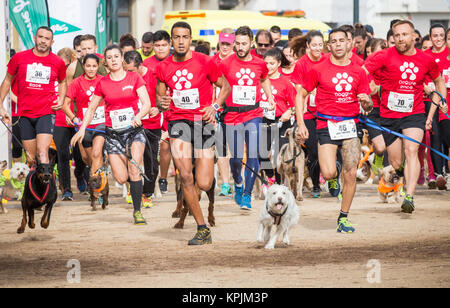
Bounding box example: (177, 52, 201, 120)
(387, 92, 414, 113)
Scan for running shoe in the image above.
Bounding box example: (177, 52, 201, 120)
(240, 194, 252, 211)
(62, 190, 73, 201)
(126, 193, 133, 205)
(159, 178, 169, 194)
(312, 187, 321, 199)
(77, 177, 88, 195)
(142, 195, 153, 209)
(234, 184, 243, 206)
(337, 217, 355, 234)
(133, 211, 147, 225)
(401, 195, 415, 214)
(218, 183, 232, 196)
(188, 227, 212, 246)
(328, 178, 341, 198)
(428, 177, 437, 190)
(436, 175, 447, 191)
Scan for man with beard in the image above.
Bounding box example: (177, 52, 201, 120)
(219, 26, 275, 211)
(364, 20, 447, 214)
(156, 22, 231, 246)
(0, 27, 67, 166)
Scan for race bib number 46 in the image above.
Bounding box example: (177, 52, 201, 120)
(388, 92, 414, 113)
(233, 86, 256, 105)
(173, 89, 200, 110)
(110, 107, 135, 130)
(26, 63, 51, 84)
(328, 120, 357, 140)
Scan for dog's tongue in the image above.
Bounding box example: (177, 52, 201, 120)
(277, 203, 283, 211)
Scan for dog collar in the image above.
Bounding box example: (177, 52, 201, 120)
(378, 178, 403, 194)
(268, 206, 288, 226)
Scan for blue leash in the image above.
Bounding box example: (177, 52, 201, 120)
(315, 112, 450, 162)
(429, 91, 450, 121)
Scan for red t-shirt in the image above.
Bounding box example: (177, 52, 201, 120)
(66, 74, 104, 128)
(261, 75, 296, 118)
(141, 69, 161, 130)
(155, 51, 220, 122)
(437, 56, 450, 122)
(219, 53, 269, 125)
(301, 58, 371, 130)
(7, 49, 66, 118)
(425, 48, 450, 65)
(279, 67, 296, 83)
(11, 78, 18, 117)
(143, 55, 163, 74)
(94, 71, 146, 128)
(251, 49, 264, 60)
(364, 47, 441, 119)
(292, 54, 326, 120)
(365, 53, 382, 109)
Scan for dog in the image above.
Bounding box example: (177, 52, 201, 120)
(17, 160, 57, 234)
(172, 160, 216, 230)
(276, 127, 306, 201)
(257, 185, 299, 250)
(89, 169, 109, 211)
(377, 165, 403, 204)
(0, 163, 30, 214)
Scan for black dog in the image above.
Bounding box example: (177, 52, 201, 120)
(17, 151, 57, 234)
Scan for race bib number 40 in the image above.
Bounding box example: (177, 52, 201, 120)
(328, 120, 357, 141)
(260, 101, 276, 120)
(173, 89, 200, 110)
(26, 63, 51, 84)
(83, 106, 105, 126)
(110, 107, 135, 130)
(388, 92, 414, 113)
(233, 86, 256, 105)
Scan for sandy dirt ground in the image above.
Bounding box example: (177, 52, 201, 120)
(0, 176, 449, 288)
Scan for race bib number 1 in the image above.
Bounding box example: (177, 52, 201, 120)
(388, 92, 414, 113)
(233, 86, 256, 105)
(26, 63, 51, 84)
(172, 89, 200, 110)
(328, 120, 357, 140)
(110, 107, 135, 130)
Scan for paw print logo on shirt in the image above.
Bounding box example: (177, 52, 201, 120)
(261, 86, 277, 101)
(236, 68, 256, 86)
(86, 86, 96, 102)
(332, 73, 353, 92)
(400, 62, 419, 81)
(172, 69, 194, 90)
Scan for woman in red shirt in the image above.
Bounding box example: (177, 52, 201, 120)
(72, 45, 151, 225)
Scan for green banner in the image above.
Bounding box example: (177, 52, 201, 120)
(9, 0, 50, 49)
(95, 0, 107, 54)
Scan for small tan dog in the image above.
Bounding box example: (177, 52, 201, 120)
(377, 165, 403, 204)
(276, 127, 305, 201)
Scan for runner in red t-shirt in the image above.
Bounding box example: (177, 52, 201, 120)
(156, 22, 231, 246)
(0, 27, 67, 166)
(363, 20, 448, 214)
(291, 31, 326, 198)
(260, 48, 296, 189)
(219, 26, 274, 211)
(63, 54, 106, 197)
(10, 77, 23, 163)
(143, 30, 173, 195)
(296, 28, 372, 233)
(72, 45, 152, 226)
(124, 50, 162, 208)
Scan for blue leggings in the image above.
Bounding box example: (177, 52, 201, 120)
(226, 118, 262, 196)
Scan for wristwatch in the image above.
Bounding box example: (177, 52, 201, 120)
(212, 103, 221, 111)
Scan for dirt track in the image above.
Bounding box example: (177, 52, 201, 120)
(1, 178, 449, 288)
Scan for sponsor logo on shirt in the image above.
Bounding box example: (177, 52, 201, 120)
(172, 69, 194, 90)
(236, 68, 256, 86)
(122, 85, 134, 91)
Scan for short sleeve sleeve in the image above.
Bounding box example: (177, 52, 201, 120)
(134, 73, 146, 91)
(285, 81, 297, 108)
(260, 61, 269, 80)
(207, 58, 221, 84)
(302, 67, 319, 93)
(7, 54, 19, 77)
(66, 79, 78, 99)
(155, 63, 166, 83)
(57, 59, 67, 82)
(428, 58, 441, 81)
(94, 79, 105, 98)
(291, 61, 305, 85)
(357, 69, 371, 95)
(364, 50, 386, 75)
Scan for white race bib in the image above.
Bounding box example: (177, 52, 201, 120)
(138, 101, 149, 120)
(172, 89, 200, 110)
(83, 106, 105, 126)
(309, 94, 316, 107)
(233, 85, 256, 105)
(387, 92, 414, 113)
(260, 101, 276, 120)
(110, 107, 135, 130)
(26, 63, 51, 84)
(443, 69, 450, 88)
(328, 120, 357, 141)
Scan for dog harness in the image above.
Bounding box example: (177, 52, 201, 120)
(28, 171, 52, 203)
(268, 206, 288, 226)
(93, 170, 108, 193)
(378, 178, 403, 194)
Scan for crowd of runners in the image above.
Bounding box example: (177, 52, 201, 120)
(0, 18, 449, 245)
